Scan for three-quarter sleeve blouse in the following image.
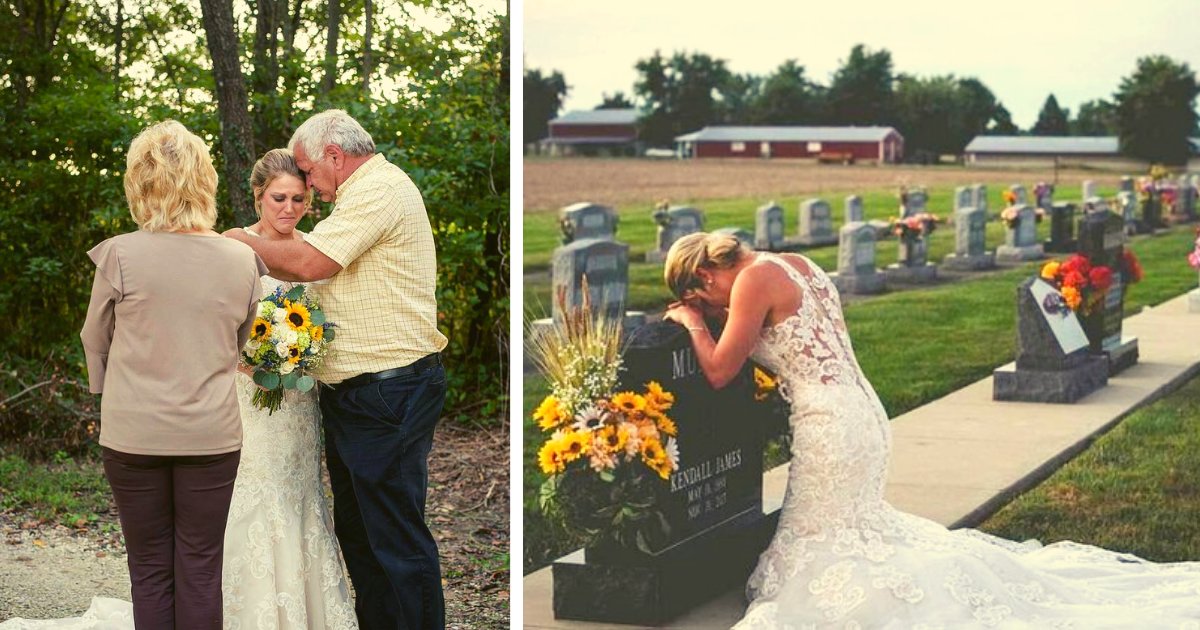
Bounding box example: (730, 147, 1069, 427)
(80, 231, 269, 456)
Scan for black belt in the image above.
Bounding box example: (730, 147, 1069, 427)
(326, 353, 441, 390)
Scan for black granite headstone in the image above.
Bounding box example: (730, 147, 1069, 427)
(1044, 202, 1076, 253)
(552, 321, 772, 625)
(1075, 210, 1139, 375)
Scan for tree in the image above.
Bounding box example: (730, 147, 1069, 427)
(198, 0, 257, 227)
(826, 44, 894, 125)
(634, 50, 735, 146)
(320, 0, 341, 96)
(523, 68, 567, 146)
(894, 75, 1011, 159)
(1031, 94, 1070, 135)
(1072, 99, 1117, 135)
(989, 104, 1019, 135)
(596, 92, 634, 109)
(1114, 55, 1199, 164)
(748, 60, 825, 124)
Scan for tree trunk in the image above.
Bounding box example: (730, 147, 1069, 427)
(251, 0, 279, 94)
(320, 0, 340, 95)
(198, 0, 258, 227)
(113, 0, 123, 101)
(361, 0, 371, 96)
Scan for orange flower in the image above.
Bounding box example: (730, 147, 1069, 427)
(1062, 285, 1082, 310)
(644, 381, 675, 412)
(610, 391, 646, 415)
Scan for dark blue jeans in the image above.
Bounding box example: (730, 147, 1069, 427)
(320, 362, 447, 630)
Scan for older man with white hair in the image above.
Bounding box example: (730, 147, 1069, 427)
(225, 108, 449, 630)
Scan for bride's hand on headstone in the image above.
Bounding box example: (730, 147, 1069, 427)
(663, 302, 704, 330)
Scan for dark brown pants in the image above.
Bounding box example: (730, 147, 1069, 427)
(102, 447, 240, 629)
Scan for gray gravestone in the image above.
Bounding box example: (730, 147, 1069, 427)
(942, 206, 995, 271)
(971, 184, 988, 216)
(647, 206, 705, 263)
(796, 198, 837, 246)
(1076, 209, 1139, 374)
(885, 218, 937, 283)
(1081, 180, 1097, 200)
(844, 195, 864, 224)
(1009, 184, 1028, 206)
(993, 277, 1109, 403)
(1116, 191, 1138, 235)
(1034, 183, 1054, 211)
(996, 204, 1045, 263)
(714, 227, 754, 249)
(559, 202, 619, 244)
(901, 188, 929, 217)
(830, 222, 885, 294)
(754, 202, 786, 251)
(954, 186, 973, 212)
(1044, 202, 1077, 253)
(551, 322, 770, 625)
(551, 239, 630, 322)
(1180, 177, 1198, 221)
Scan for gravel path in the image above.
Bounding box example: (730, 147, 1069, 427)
(0, 523, 129, 621)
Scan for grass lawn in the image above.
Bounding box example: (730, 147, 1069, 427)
(521, 224, 1200, 573)
(980, 373, 1200, 562)
(523, 184, 1120, 314)
(0, 449, 114, 529)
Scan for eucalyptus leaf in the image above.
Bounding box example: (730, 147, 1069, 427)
(310, 310, 326, 326)
(282, 371, 299, 389)
(285, 286, 305, 302)
(323, 328, 336, 341)
(260, 372, 281, 390)
(296, 375, 315, 392)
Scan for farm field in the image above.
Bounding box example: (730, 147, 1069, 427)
(522, 158, 1124, 213)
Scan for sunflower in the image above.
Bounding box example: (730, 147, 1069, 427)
(310, 324, 324, 342)
(596, 424, 627, 454)
(251, 318, 272, 341)
(558, 430, 591, 463)
(537, 440, 566, 475)
(533, 395, 566, 431)
(610, 391, 646, 416)
(287, 345, 302, 364)
(644, 381, 675, 412)
(641, 439, 670, 479)
(655, 413, 678, 437)
(284, 301, 312, 331)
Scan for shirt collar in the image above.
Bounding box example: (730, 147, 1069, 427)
(336, 154, 385, 195)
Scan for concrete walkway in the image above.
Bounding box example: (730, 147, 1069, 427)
(523, 290, 1200, 629)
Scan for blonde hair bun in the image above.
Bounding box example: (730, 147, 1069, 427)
(663, 232, 748, 298)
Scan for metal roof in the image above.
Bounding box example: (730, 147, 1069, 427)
(542, 136, 638, 145)
(549, 109, 640, 125)
(674, 126, 899, 143)
(964, 136, 1119, 155)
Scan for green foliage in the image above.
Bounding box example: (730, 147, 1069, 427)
(826, 44, 895, 126)
(1072, 99, 1117, 135)
(0, 451, 112, 527)
(524, 68, 568, 145)
(635, 50, 738, 147)
(748, 60, 826, 125)
(894, 74, 1006, 160)
(1114, 55, 1200, 165)
(0, 1, 508, 440)
(596, 92, 634, 109)
(1031, 94, 1070, 136)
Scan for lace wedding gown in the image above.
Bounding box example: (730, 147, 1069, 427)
(734, 254, 1200, 629)
(221, 273, 357, 630)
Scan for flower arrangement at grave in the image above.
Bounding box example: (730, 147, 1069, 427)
(1039, 254, 1114, 315)
(528, 279, 682, 552)
(1000, 205, 1045, 230)
(890, 213, 939, 242)
(1034, 182, 1054, 210)
(1190, 227, 1200, 271)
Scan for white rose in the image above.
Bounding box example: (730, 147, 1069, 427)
(244, 339, 260, 353)
(275, 342, 290, 358)
(283, 328, 299, 345)
(279, 361, 296, 375)
(273, 308, 287, 324)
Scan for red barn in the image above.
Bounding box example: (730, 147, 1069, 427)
(542, 108, 641, 156)
(674, 126, 903, 163)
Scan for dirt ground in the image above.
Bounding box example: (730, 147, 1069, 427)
(0, 422, 509, 628)
(523, 158, 1116, 212)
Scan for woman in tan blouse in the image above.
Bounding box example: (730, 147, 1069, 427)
(80, 120, 266, 629)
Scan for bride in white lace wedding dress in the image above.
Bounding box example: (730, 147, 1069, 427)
(663, 232, 1200, 629)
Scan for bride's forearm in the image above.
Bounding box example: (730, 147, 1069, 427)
(686, 327, 741, 389)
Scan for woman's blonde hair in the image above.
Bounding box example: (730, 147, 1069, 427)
(663, 232, 749, 298)
(124, 120, 218, 232)
(249, 148, 307, 217)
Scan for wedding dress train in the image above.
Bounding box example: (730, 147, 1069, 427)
(734, 253, 1200, 629)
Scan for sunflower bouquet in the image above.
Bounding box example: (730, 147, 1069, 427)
(527, 280, 682, 552)
(241, 284, 336, 414)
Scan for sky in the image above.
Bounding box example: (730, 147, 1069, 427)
(523, 0, 1200, 130)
